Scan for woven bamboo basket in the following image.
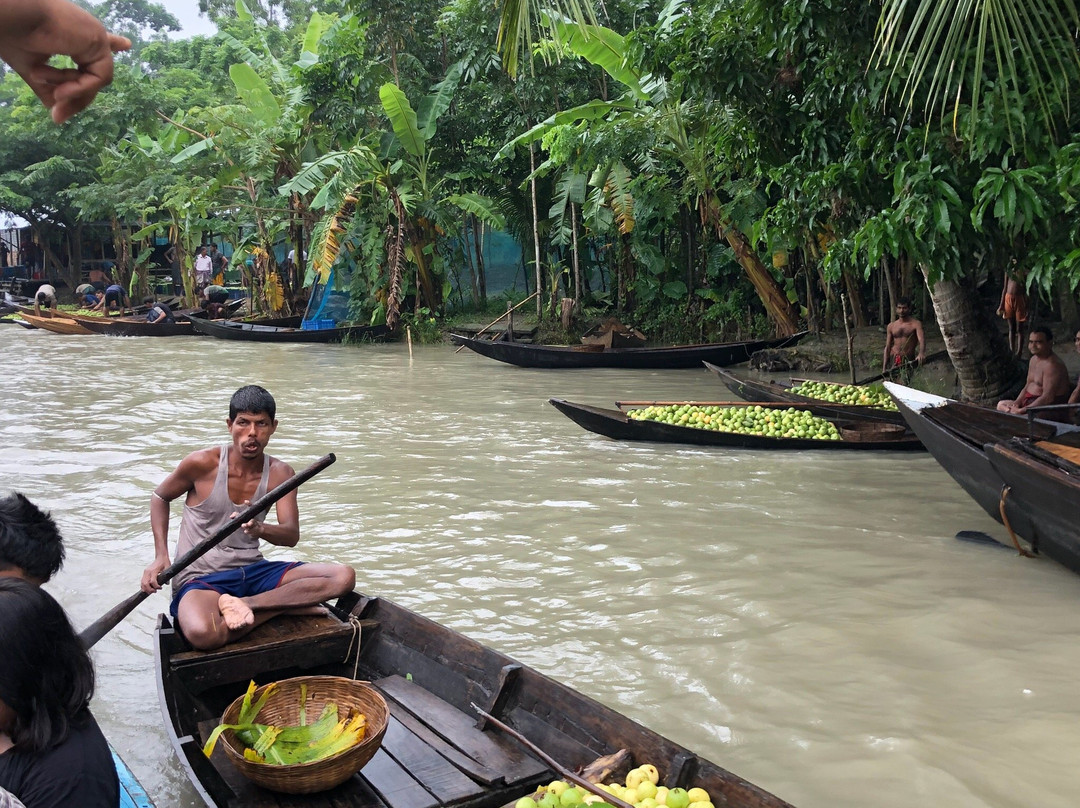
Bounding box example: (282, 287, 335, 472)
(218, 675, 389, 794)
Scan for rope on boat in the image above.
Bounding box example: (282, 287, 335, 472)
(998, 486, 1036, 558)
(344, 615, 364, 680)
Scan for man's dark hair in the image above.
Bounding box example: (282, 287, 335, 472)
(230, 385, 276, 420)
(1031, 325, 1053, 342)
(143, 296, 154, 305)
(897, 296, 912, 308)
(0, 578, 95, 753)
(35, 291, 47, 303)
(0, 493, 65, 582)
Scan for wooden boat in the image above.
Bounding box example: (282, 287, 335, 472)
(549, 398, 923, 450)
(75, 315, 195, 337)
(17, 311, 93, 334)
(188, 316, 389, 343)
(985, 434, 1080, 574)
(704, 364, 906, 426)
(450, 332, 808, 370)
(884, 382, 1080, 536)
(156, 590, 792, 808)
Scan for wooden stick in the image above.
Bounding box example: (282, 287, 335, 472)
(453, 292, 538, 353)
(78, 452, 337, 649)
(855, 349, 949, 386)
(471, 704, 637, 808)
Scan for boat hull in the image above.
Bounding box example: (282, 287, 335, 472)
(17, 311, 93, 334)
(189, 317, 388, 343)
(451, 332, 807, 369)
(884, 382, 1080, 537)
(156, 591, 792, 808)
(76, 316, 195, 337)
(550, 399, 923, 450)
(986, 439, 1080, 574)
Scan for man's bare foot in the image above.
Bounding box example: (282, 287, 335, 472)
(219, 594, 254, 630)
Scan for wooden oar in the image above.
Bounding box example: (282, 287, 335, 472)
(855, 349, 949, 386)
(453, 292, 538, 353)
(78, 452, 337, 649)
(471, 704, 638, 808)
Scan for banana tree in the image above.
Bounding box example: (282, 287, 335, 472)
(283, 62, 505, 328)
(500, 19, 802, 335)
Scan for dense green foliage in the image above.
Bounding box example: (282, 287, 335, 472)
(3, 0, 1080, 360)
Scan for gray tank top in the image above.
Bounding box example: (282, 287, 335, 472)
(171, 446, 271, 592)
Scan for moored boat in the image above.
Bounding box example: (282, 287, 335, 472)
(156, 589, 792, 808)
(450, 332, 808, 370)
(985, 434, 1080, 574)
(75, 315, 195, 337)
(188, 316, 388, 343)
(884, 382, 1080, 538)
(550, 398, 923, 450)
(704, 364, 906, 426)
(17, 311, 93, 334)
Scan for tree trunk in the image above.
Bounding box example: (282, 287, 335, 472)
(529, 144, 543, 318)
(570, 202, 581, 309)
(722, 226, 800, 336)
(925, 271, 1022, 404)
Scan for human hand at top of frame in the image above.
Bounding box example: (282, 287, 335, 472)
(0, 0, 131, 124)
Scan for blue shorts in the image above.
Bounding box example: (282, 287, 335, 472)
(170, 560, 303, 617)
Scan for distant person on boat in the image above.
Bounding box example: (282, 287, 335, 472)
(207, 244, 227, 282)
(101, 283, 127, 313)
(997, 326, 1070, 416)
(201, 284, 229, 320)
(82, 289, 104, 309)
(0, 494, 119, 808)
(86, 266, 110, 291)
(143, 297, 173, 324)
(139, 385, 355, 651)
(194, 247, 213, 291)
(32, 285, 56, 317)
(882, 297, 925, 375)
(997, 262, 1028, 358)
(0, 0, 130, 125)
(1067, 330, 1080, 417)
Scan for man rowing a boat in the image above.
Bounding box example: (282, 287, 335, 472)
(882, 297, 925, 374)
(140, 385, 355, 651)
(996, 326, 1071, 416)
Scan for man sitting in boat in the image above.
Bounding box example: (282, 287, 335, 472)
(882, 297, 925, 375)
(32, 285, 56, 317)
(0, 494, 119, 807)
(143, 297, 174, 324)
(997, 326, 1071, 416)
(139, 385, 356, 651)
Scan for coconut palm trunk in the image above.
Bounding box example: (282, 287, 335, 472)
(924, 271, 1022, 404)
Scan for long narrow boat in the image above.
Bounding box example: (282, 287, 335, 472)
(75, 315, 196, 337)
(188, 316, 389, 343)
(704, 364, 905, 426)
(985, 434, 1080, 574)
(549, 398, 923, 450)
(18, 311, 93, 334)
(450, 332, 807, 370)
(884, 382, 1080, 537)
(156, 590, 792, 808)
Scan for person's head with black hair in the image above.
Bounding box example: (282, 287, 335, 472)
(0, 577, 95, 754)
(229, 385, 276, 422)
(0, 493, 65, 584)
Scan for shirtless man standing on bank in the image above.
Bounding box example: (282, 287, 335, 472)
(996, 326, 1071, 415)
(140, 385, 355, 650)
(882, 297, 926, 372)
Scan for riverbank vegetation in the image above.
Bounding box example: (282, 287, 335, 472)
(2, 0, 1079, 402)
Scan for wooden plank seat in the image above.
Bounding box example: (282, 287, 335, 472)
(190, 673, 549, 808)
(172, 613, 376, 694)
